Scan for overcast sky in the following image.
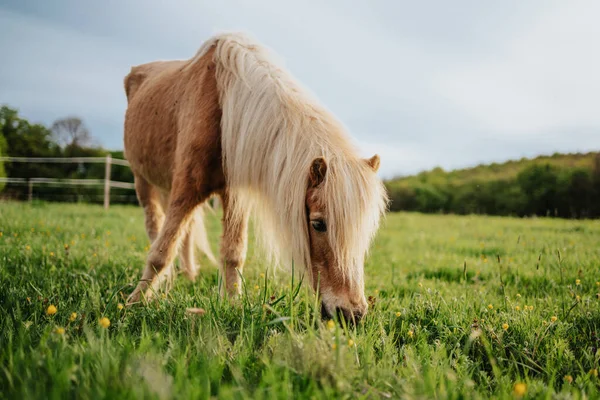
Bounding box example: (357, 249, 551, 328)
(1, 0, 598, 178)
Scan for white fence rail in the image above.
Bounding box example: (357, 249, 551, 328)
(0, 155, 134, 209)
(0, 156, 131, 167)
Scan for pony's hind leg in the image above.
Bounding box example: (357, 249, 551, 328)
(179, 219, 198, 281)
(179, 207, 217, 281)
(134, 175, 165, 243)
(219, 191, 250, 297)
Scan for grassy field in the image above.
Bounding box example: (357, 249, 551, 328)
(1, 201, 599, 399)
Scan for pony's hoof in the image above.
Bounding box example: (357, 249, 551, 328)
(126, 286, 147, 306)
(183, 269, 198, 282)
(126, 291, 141, 306)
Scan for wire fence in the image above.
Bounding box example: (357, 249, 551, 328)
(0, 156, 135, 208)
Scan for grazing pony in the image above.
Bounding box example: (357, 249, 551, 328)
(123, 33, 387, 321)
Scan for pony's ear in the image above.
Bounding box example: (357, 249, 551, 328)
(309, 158, 327, 188)
(365, 154, 380, 172)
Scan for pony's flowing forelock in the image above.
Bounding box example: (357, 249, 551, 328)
(194, 33, 388, 284)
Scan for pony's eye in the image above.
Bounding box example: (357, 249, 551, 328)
(311, 220, 327, 232)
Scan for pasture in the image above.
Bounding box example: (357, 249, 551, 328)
(1, 201, 599, 399)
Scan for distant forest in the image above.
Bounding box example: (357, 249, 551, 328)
(2, 104, 599, 218)
(385, 151, 600, 218)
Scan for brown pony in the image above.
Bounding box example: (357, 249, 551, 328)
(123, 33, 388, 321)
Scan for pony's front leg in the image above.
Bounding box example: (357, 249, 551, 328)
(127, 184, 209, 305)
(219, 191, 249, 297)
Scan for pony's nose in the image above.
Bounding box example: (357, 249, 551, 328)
(336, 306, 366, 324)
(320, 303, 368, 324)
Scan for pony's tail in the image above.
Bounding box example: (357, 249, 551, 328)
(192, 205, 217, 265)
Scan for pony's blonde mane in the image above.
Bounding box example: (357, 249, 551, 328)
(195, 33, 388, 284)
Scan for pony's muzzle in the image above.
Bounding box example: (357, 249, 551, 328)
(320, 302, 367, 325)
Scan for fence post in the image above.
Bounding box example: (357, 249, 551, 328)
(104, 154, 112, 210)
(28, 179, 33, 202)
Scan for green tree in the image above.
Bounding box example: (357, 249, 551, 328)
(0, 133, 6, 191)
(564, 168, 592, 218)
(517, 164, 560, 216)
(590, 154, 600, 217)
(0, 106, 61, 178)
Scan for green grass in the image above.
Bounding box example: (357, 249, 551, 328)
(1, 201, 599, 399)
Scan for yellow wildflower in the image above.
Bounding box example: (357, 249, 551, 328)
(99, 317, 111, 328)
(25, 245, 31, 251)
(117, 303, 124, 310)
(54, 327, 65, 335)
(49, 252, 55, 257)
(487, 304, 493, 310)
(515, 306, 521, 311)
(348, 339, 354, 347)
(327, 320, 335, 330)
(69, 312, 77, 321)
(513, 383, 527, 397)
(576, 295, 581, 302)
(564, 375, 573, 384)
(407, 330, 414, 338)
(516, 293, 521, 298)
(46, 305, 57, 315)
(551, 316, 558, 322)
(591, 369, 598, 377)
(576, 279, 581, 286)
(395, 312, 401, 317)
(502, 323, 509, 331)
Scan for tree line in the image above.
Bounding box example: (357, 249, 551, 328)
(385, 152, 600, 219)
(0, 105, 135, 204)
(3, 104, 599, 218)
